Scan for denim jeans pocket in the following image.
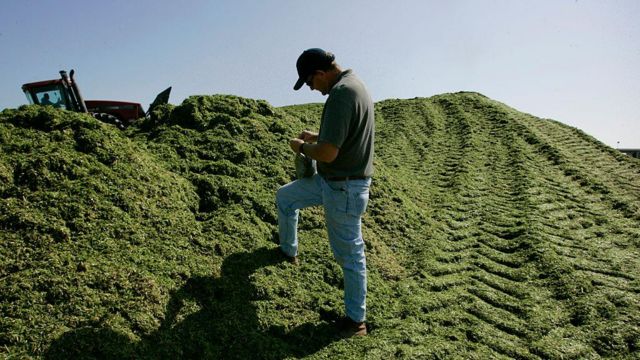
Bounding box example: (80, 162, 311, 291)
(323, 179, 371, 217)
(323, 181, 348, 213)
(347, 187, 369, 217)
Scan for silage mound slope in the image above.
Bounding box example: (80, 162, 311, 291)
(0, 92, 639, 359)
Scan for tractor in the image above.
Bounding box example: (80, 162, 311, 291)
(22, 70, 171, 129)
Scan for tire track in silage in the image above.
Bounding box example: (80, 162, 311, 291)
(521, 115, 640, 202)
(460, 97, 631, 358)
(510, 114, 640, 291)
(479, 102, 640, 358)
(374, 97, 485, 355)
(403, 94, 539, 358)
(371, 99, 442, 256)
(423, 96, 479, 278)
(451, 95, 543, 359)
(516, 114, 640, 223)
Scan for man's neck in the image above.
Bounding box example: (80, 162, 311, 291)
(327, 67, 344, 90)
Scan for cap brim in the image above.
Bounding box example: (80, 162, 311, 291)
(293, 77, 305, 91)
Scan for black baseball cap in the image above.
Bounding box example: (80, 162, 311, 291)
(293, 48, 335, 90)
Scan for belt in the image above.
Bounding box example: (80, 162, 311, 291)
(325, 175, 368, 182)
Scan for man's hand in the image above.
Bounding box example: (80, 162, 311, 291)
(289, 138, 339, 163)
(289, 138, 304, 153)
(298, 130, 318, 143)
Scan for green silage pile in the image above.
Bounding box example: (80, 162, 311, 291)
(0, 98, 335, 358)
(0, 105, 206, 357)
(1, 93, 640, 359)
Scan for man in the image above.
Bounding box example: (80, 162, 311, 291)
(40, 93, 54, 105)
(276, 48, 375, 338)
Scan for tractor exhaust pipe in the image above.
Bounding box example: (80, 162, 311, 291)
(60, 70, 88, 113)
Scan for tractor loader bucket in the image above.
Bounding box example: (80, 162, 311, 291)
(147, 87, 172, 115)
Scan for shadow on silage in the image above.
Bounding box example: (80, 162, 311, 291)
(45, 247, 337, 359)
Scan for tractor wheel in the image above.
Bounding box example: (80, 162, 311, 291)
(92, 113, 125, 130)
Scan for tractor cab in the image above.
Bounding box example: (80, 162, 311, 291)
(23, 80, 72, 110)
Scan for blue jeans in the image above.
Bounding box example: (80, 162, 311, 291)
(276, 174, 371, 322)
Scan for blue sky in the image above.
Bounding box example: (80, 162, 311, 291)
(1, 0, 638, 148)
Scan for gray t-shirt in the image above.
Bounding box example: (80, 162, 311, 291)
(317, 70, 375, 178)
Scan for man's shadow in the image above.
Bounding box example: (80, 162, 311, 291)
(45, 247, 338, 359)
